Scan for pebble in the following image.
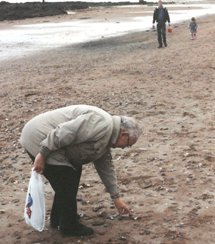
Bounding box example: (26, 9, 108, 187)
(119, 235, 127, 241)
(92, 218, 106, 226)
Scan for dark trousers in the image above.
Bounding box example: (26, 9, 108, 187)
(157, 22, 167, 46)
(27, 152, 82, 231)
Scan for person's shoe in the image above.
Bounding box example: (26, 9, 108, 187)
(61, 223, 94, 237)
(157, 45, 162, 48)
(50, 214, 81, 229)
(164, 42, 167, 47)
(50, 221, 59, 229)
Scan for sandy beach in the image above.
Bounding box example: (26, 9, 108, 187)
(0, 5, 215, 244)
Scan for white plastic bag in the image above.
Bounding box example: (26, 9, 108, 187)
(24, 170, 46, 232)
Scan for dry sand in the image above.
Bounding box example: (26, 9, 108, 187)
(0, 5, 215, 244)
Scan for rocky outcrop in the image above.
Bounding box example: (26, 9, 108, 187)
(0, 1, 146, 21)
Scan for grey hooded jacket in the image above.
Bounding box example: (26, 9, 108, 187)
(20, 105, 121, 196)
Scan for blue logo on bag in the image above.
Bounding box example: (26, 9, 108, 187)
(26, 193, 33, 218)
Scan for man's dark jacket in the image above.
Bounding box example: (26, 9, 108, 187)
(153, 7, 170, 24)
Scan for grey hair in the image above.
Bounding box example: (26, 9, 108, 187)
(120, 116, 142, 140)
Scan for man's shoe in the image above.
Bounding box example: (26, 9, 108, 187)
(61, 223, 94, 237)
(164, 42, 167, 47)
(157, 45, 162, 48)
(50, 214, 81, 229)
(50, 221, 59, 229)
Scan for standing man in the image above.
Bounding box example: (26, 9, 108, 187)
(153, 0, 171, 48)
(20, 105, 142, 237)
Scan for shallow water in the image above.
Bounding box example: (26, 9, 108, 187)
(0, 3, 214, 61)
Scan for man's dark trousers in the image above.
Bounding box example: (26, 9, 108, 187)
(43, 164, 82, 231)
(157, 22, 167, 47)
(27, 152, 82, 232)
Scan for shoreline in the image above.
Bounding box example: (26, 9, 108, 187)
(0, 3, 214, 62)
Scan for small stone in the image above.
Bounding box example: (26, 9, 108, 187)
(97, 230, 106, 235)
(92, 218, 106, 226)
(119, 235, 127, 240)
(98, 210, 108, 218)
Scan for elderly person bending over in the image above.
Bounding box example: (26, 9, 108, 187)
(20, 105, 141, 237)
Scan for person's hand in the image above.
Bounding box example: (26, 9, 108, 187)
(33, 153, 45, 174)
(114, 197, 131, 215)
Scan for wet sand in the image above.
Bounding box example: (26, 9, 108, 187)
(1, 4, 215, 62)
